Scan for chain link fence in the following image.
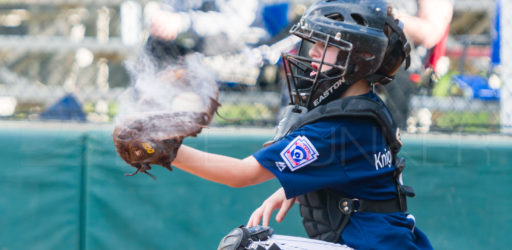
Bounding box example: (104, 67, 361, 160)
(386, 0, 507, 134)
(0, 0, 510, 134)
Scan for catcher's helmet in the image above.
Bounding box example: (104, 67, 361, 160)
(282, 0, 410, 110)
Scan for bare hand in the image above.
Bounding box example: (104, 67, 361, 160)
(247, 188, 296, 227)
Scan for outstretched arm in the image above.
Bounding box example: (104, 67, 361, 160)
(394, 0, 453, 49)
(147, 0, 259, 41)
(172, 145, 274, 187)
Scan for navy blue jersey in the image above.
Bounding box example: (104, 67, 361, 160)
(253, 92, 432, 249)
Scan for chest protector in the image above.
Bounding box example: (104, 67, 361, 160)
(284, 94, 414, 243)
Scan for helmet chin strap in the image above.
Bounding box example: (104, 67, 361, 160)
(289, 66, 355, 111)
(309, 80, 351, 109)
(306, 67, 353, 110)
(366, 73, 394, 85)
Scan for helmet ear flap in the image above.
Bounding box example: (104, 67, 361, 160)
(374, 18, 410, 84)
(376, 32, 405, 78)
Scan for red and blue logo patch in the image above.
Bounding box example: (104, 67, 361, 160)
(280, 136, 319, 171)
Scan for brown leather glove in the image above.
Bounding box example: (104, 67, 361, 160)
(113, 100, 219, 179)
(112, 57, 222, 179)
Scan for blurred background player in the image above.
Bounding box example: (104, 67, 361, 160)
(145, 0, 260, 62)
(142, 0, 309, 97)
(143, 0, 293, 67)
(380, 0, 453, 128)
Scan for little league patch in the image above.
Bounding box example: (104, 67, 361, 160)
(280, 136, 319, 171)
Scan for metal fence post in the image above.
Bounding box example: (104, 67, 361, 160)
(121, 1, 142, 46)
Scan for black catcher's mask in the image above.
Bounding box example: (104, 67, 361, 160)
(282, 0, 411, 110)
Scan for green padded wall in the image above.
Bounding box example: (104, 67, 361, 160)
(0, 127, 84, 250)
(0, 123, 511, 250)
(400, 137, 512, 249)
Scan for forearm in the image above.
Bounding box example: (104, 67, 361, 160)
(396, 0, 453, 49)
(186, 0, 258, 37)
(172, 145, 274, 187)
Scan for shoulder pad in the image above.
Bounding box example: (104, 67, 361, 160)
(287, 95, 402, 154)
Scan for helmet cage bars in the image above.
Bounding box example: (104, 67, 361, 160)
(282, 22, 353, 109)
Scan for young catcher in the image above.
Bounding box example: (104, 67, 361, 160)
(113, 0, 432, 249)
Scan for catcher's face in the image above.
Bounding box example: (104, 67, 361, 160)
(308, 41, 340, 76)
(281, 38, 347, 109)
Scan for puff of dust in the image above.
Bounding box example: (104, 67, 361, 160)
(115, 52, 218, 131)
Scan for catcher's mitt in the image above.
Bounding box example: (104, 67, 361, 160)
(113, 100, 219, 179)
(113, 57, 220, 179)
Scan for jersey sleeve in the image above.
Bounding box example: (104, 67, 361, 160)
(252, 120, 351, 198)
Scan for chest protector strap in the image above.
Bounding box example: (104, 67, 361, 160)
(286, 95, 402, 156)
(287, 95, 414, 243)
